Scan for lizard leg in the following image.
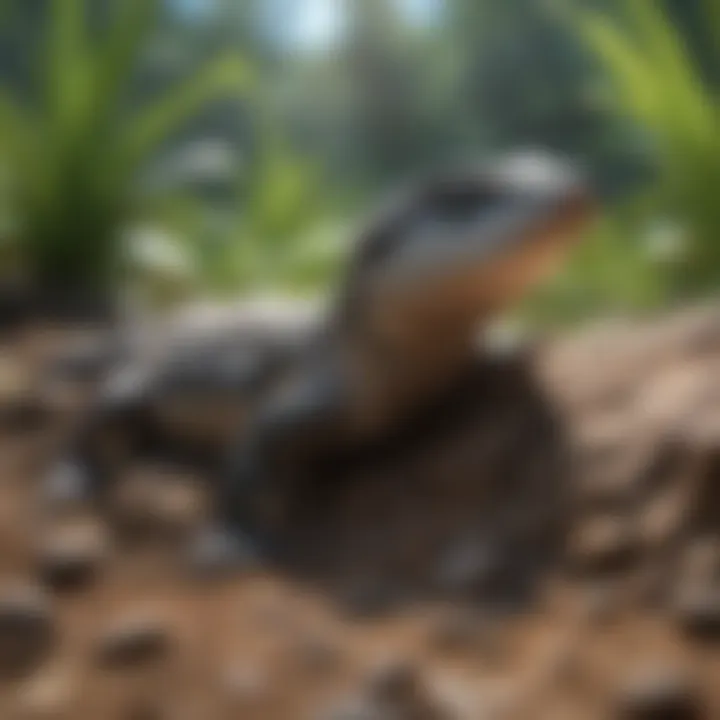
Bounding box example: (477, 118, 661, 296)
(193, 373, 348, 568)
(42, 371, 153, 514)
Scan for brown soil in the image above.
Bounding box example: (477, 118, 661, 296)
(1, 303, 720, 719)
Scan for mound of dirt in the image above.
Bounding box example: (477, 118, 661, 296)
(0, 304, 719, 719)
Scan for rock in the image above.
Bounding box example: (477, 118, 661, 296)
(317, 662, 427, 720)
(614, 666, 704, 719)
(575, 443, 652, 512)
(123, 701, 164, 720)
(680, 539, 720, 584)
(427, 609, 481, 653)
(357, 657, 449, 719)
(633, 363, 709, 432)
(365, 658, 421, 706)
(638, 485, 692, 550)
(674, 401, 720, 452)
(187, 524, 264, 579)
(539, 632, 584, 688)
(631, 563, 670, 611)
(579, 583, 623, 626)
(338, 578, 402, 619)
(37, 520, 109, 592)
(0, 353, 47, 432)
(671, 585, 720, 642)
(0, 583, 55, 679)
(113, 466, 208, 540)
(0, 398, 48, 434)
(41, 462, 92, 515)
(15, 663, 75, 719)
(426, 608, 505, 663)
(291, 635, 343, 675)
(568, 516, 638, 577)
(220, 663, 270, 707)
(95, 614, 172, 668)
(435, 537, 505, 596)
(321, 696, 445, 720)
(317, 700, 378, 720)
(44, 334, 118, 384)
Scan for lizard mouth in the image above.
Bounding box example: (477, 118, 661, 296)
(372, 155, 594, 305)
(367, 151, 596, 326)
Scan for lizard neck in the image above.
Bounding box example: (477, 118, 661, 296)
(329, 294, 483, 436)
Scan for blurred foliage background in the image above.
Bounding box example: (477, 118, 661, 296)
(0, 0, 717, 323)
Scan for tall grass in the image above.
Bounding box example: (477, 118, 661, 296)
(145, 111, 344, 303)
(523, 0, 720, 327)
(0, 0, 251, 314)
(575, 0, 720, 298)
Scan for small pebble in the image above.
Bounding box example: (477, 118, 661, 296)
(359, 657, 449, 719)
(614, 666, 703, 720)
(124, 700, 164, 720)
(15, 663, 75, 719)
(680, 539, 720, 583)
(435, 538, 501, 594)
(338, 578, 401, 619)
(427, 608, 505, 664)
(317, 699, 376, 720)
(187, 525, 264, 579)
(428, 609, 481, 653)
(0, 355, 46, 432)
(365, 658, 421, 705)
(579, 582, 623, 626)
(672, 585, 720, 642)
(292, 635, 343, 675)
(0, 583, 55, 679)
(41, 462, 91, 514)
(114, 467, 207, 540)
(37, 520, 109, 592)
(568, 516, 638, 576)
(95, 614, 172, 668)
(221, 663, 269, 706)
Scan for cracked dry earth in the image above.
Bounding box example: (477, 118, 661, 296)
(1, 303, 720, 719)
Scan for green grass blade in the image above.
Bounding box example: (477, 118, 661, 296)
(0, 87, 25, 143)
(45, 0, 90, 130)
(578, 12, 659, 121)
(118, 54, 253, 177)
(91, 0, 159, 127)
(703, 0, 720, 67)
(623, 0, 715, 143)
(0, 88, 39, 184)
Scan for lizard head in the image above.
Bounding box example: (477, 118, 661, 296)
(349, 149, 596, 343)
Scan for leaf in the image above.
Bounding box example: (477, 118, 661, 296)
(90, 0, 160, 128)
(45, 0, 91, 132)
(0, 88, 42, 194)
(705, 0, 720, 58)
(0, 0, 258, 295)
(0, 87, 26, 145)
(578, 12, 659, 122)
(118, 54, 253, 176)
(569, 0, 720, 301)
(624, 0, 715, 145)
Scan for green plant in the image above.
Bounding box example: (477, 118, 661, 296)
(0, 0, 251, 313)
(149, 115, 345, 301)
(231, 117, 344, 294)
(574, 0, 720, 297)
(519, 201, 671, 327)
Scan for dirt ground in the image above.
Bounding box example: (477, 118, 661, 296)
(1, 303, 720, 719)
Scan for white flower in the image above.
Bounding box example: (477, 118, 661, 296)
(126, 226, 192, 278)
(643, 219, 688, 263)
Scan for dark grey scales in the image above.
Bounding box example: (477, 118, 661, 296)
(43, 298, 318, 499)
(41, 150, 595, 570)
